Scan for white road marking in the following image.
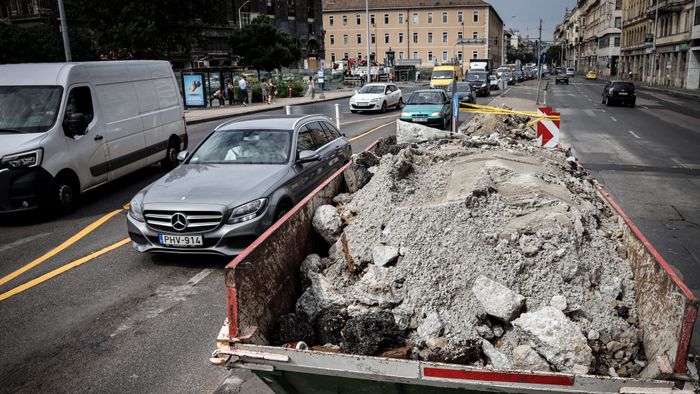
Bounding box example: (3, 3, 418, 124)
(640, 105, 649, 109)
(187, 268, 213, 285)
(628, 130, 641, 139)
(610, 116, 617, 122)
(0, 233, 52, 254)
(672, 158, 688, 168)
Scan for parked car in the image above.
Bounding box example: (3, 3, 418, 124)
(566, 67, 576, 77)
(399, 89, 452, 130)
(555, 72, 570, 85)
(445, 82, 476, 104)
(586, 71, 598, 80)
(556, 67, 565, 75)
(489, 74, 501, 90)
(602, 81, 636, 107)
(514, 70, 525, 82)
(465, 71, 491, 96)
(0, 61, 187, 214)
(349, 83, 403, 113)
(502, 72, 515, 85)
(127, 115, 352, 256)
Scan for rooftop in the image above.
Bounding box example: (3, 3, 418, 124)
(323, 0, 488, 11)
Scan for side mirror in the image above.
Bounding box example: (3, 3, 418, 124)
(353, 90, 358, 94)
(176, 151, 188, 163)
(297, 150, 320, 163)
(64, 113, 88, 137)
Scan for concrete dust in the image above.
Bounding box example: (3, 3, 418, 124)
(276, 124, 644, 377)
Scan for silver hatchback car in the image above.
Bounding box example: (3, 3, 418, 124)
(127, 115, 351, 256)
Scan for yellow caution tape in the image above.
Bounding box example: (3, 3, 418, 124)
(458, 102, 560, 127)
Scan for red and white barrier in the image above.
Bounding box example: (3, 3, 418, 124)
(537, 106, 560, 148)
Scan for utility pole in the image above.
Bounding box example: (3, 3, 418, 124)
(536, 18, 542, 105)
(57, 0, 72, 62)
(366, 0, 371, 82)
(650, 0, 659, 85)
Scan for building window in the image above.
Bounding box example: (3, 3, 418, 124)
(307, 1, 313, 17)
(442, 51, 448, 62)
(329, 16, 334, 26)
(330, 34, 335, 45)
(385, 33, 390, 44)
(615, 0, 622, 10)
(399, 52, 404, 59)
(288, 0, 296, 17)
(343, 34, 348, 45)
(371, 33, 375, 44)
(428, 51, 433, 61)
(356, 14, 361, 25)
(615, 17, 621, 29)
(370, 14, 375, 24)
(413, 51, 419, 59)
(458, 51, 463, 61)
(428, 32, 433, 43)
(384, 14, 389, 24)
(473, 11, 479, 23)
(357, 34, 362, 44)
(344, 52, 349, 59)
(413, 13, 418, 24)
(399, 32, 404, 43)
(331, 53, 336, 62)
(442, 32, 448, 43)
(399, 13, 404, 24)
(428, 13, 433, 24)
(267, 0, 275, 14)
(442, 11, 448, 23)
(343, 15, 347, 25)
(357, 52, 362, 59)
(473, 31, 479, 39)
(458, 11, 463, 23)
(241, 11, 251, 26)
(472, 50, 478, 59)
(413, 32, 418, 43)
(457, 31, 463, 40)
(614, 36, 621, 47)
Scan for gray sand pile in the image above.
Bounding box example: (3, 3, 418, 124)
(458, 104, 534, 140)
(277, 130, 645, 378)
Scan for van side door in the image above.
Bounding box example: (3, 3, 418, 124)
(61, 85, 109, 189)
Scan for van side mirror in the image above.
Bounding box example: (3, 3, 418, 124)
(297, 150, 320, 163)
(64, 113, 88, 137)
(177, 151, 188, 162)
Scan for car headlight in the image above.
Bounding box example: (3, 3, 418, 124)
(1, 148, 43, 169)
(481, 83, 487, 87)
(228, 198, 268, 224)
(129, 194, 145, 222)
(371, 97, 382, 102)
(431, 112, 444, 117)
(400, 112, 411, 117)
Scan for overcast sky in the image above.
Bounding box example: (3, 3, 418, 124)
(488, 0, 577, 42)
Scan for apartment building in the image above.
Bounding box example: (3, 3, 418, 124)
(321, 0, 504, 69)
(555, 6, 585, 71)
(620, 0, 695, 88)
(689, 0, 700, 89)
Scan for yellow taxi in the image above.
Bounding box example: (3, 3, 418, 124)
(586, 71, 598, 80)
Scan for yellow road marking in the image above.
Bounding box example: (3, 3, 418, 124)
(0, 208, 125, 287)
(340, 114, 397, 126)
(349, 120, 396, 142)
(0, 238, 131, 302)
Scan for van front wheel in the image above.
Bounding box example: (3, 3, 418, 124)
(51, 175, 78, 213)
(161, 140, 180, 170)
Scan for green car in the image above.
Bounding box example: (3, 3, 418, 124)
(399, 89, 453, 130)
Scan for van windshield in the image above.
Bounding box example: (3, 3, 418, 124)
(0, 86, 63, 133)
(432, 70, 454, 80)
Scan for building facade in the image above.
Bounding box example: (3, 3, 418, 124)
(689, 0, 700, 89)
(321, 0, 504, 69)
(620, 0, 695, 88)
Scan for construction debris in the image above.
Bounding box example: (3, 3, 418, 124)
(312, 205, 343, 244)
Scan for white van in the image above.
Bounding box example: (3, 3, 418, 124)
(0, 61, 187, 213)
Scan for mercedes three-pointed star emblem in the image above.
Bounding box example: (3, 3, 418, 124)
(171, 212, 188, 231)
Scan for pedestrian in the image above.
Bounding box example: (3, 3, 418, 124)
(268, 79, 276, 104)
(238, 76, 248, 106)
(210, 88, 224, 106)
(226, 81, 234, 105)
(305, 76, 315, 99)
(261, 78, 269, 105)
(416, 70, 421, 83)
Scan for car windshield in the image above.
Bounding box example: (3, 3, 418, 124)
(432, 70, 454, 79)
(466, 73, 487, 81)
(613, 82, 635, 90)
(446, 83, 471, 93)
(0, 86, 63, 133)
(503, 72, 512, 77)
(407, 91, 444, 105)
(489, 75, 497, 80)
(358, 85, 385, 94)
(189, 129, 291, 165)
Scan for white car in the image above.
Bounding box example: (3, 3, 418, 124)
(489, 74, 501, 90)
(566, 68, 576, 77)
(349, 83, 403, 113)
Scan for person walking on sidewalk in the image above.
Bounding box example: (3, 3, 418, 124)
(267, 79, 276, 104)
(305, 76, 315, 99)
(261, 78, 269, 105)
(238, 76, 248, 106)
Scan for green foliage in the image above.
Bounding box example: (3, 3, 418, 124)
(0, 23, 96, 63)
(546, 45, 563, 65)
(230, 16, 301, 71)
(65, 0, 225, 59)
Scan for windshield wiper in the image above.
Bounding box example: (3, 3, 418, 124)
(0, 128, 25, 133)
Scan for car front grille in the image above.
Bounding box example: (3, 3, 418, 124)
(144, 210, 224, 233)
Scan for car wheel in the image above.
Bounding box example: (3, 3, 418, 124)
(161, 139, 180, 170)
(350, 109, 358, 114)
(630, 100, 636, 108)
(602, 95, 606, 104)
(396, 97, 404, 109)
(381, 101, 387, 113)
(51, 174, 79, 214)
(605, 97, 612, 106)
(274, 201, 293, 222)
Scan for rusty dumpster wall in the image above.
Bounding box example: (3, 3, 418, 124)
(595, 184, 698, 377)
(224, 163, 349, 344)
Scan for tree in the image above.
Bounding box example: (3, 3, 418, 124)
(0, 22, 95, 63)
(546, 45, 563, 66)
(229, 16, 301, 72)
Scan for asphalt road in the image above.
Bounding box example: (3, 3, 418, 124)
(546, 77, 700, 352)
(0, 83, 506, 393)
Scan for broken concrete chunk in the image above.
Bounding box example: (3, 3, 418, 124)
(295, 287, 321, 321)
(341, 312, 405, 355)
(372, 245, 400, 267)
(310, 272, 347, 310)
(274, 313, 315, 345)
(550, 295, 567, 311)
(312, 205, 343, 244)
(417, 312, 444, 342)
(476, 325, 495, 340)
(300, 254, 323, 287)
(344, 151, 380, 193)
(314, 309, 347, 346)
(471, 275, 525, 322)
(512, 307, 593, 373)
(396, 120, 451, 144)
(600, 276, 623, 299)
(512, 345, 551, 372)
(332, 193, 354, 205)
(481, 339, 513, 369)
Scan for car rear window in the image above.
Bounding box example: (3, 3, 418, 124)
(613, 82, 635, 91)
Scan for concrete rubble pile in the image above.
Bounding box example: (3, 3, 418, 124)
(275, 120, 646, 378)
(458, 104, 535, 140)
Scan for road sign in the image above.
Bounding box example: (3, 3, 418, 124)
(537, 107, 560, 148)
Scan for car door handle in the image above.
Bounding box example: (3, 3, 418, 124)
(94, 134, 103, 141)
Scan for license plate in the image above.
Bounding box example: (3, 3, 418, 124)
(619, 92, 628, 95)
(358, 102, 367, 106)
(414, 118, 428, 122)
(159, 234, 203, 247)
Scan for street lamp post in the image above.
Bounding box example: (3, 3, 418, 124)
(461, 21, 465, 69)
(366, 0, 371, 82)
(57, 0, 72, 62)
(650, 0, 659, 85)
(238, 0, 251, 29)
(373, 23, 378, 68)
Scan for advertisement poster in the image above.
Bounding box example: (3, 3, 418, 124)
(182, 74, 205, 107)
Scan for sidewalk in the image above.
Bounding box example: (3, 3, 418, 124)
(184, 88, 355, 125)
(635, 82, 700, 102)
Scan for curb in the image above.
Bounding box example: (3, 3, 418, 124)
(185, 92, 354, 125)
(638, 85, 700, 102)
